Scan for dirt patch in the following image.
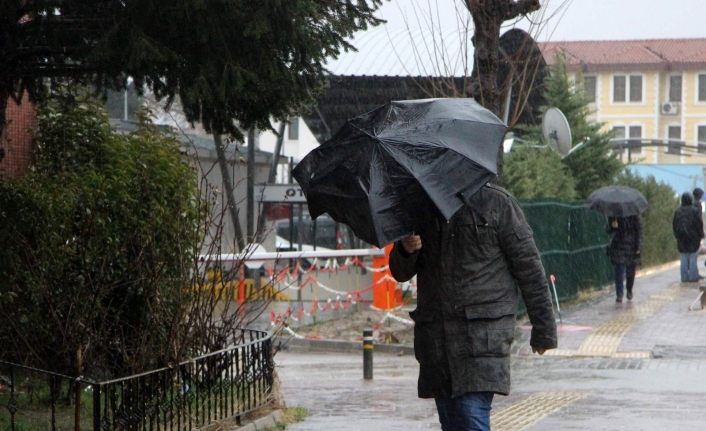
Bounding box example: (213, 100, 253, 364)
(291, 307, 415, 345)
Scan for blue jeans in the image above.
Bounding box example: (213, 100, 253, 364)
(614, 263, 636, 299)
(680, 252, 699, 282)
(435, 392, 494, 431)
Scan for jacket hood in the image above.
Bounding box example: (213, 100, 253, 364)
(681, 192, 693, 206)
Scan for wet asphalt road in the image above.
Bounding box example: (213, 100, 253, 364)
(276, 264, 706, 430)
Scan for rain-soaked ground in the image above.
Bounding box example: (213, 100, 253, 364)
(275, 263, 706, 430)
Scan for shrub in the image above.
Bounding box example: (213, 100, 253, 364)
(0, 95, 203, 377)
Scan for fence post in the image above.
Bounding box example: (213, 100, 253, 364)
(93, 384, 101, 431)
(363, 328, 373, 380)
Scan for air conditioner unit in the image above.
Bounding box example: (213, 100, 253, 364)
(661, 102, 680, 115)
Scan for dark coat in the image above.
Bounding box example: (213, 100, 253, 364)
(389, 184, 557, 398)
(673, 193, 704, 253)
(606, 215, 642, 265)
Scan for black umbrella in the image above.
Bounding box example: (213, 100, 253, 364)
(586, 186, 648, 217)
(292, 98, 507, 247)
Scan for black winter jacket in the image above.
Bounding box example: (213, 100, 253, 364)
(606, 215, 643, 265)
(389, 184, 557, 398)
(673, 193, 704, 253)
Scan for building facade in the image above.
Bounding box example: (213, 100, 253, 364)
(541, 38, 706, 165)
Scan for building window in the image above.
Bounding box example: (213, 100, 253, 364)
(665, 125, 684, 155)
(698, 125, 706, 153)
(668, 125, 682, 140)
(629, 75, 642, 102)
(612, 126, 625, 154)
(613, 76, 626, 102)
(628, 125, 642, 155)
(288, 117, 299, 140)
(583, 75, 597, 103)
(669, 75, 682, 102)
(699, 74, 706, 102)
(613, 74, 642, 103)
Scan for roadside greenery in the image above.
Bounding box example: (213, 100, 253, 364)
(504, 146, 577, 200)
(265, 407, 309, 430)
(506, 53, 677, 268)
(0, 94, 203, 377)
(507, 53, 623, 200)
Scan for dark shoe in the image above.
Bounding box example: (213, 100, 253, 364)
(627, 291, 633, 300)
(616, 297, 623, 303)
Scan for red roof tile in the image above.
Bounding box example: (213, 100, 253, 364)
(539, 38, 706, 71)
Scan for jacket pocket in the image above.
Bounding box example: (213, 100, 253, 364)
(413, 320, 444, 364)
(463, 300, 517, 357)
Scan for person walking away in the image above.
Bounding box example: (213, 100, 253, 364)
(692, 187, 704, 211)
(673, 192, 704, 283)
(692, 187, 705, 263)
(390, 183, 557, 431)
(606, 215, 643, 303)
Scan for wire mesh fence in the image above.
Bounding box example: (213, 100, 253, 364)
(522, 200, 614, 301)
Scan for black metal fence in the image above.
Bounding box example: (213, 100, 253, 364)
(0, 328, 274, 431)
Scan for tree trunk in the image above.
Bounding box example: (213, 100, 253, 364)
(246, 128, 256, 243)
(256, 121, 286, 242)
(0, 91, 8, 163)
(214, 133, 246, 251)
(464, 0, 541, 181)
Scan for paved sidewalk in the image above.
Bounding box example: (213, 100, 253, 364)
(276, 262, 706, 430)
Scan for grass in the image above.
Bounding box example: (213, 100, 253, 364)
(0, 377, 94, 431)
(264, 406, 309, 430)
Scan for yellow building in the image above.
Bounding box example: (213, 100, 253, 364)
(541, 38, 706, 165)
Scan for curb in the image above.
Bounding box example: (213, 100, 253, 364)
(230, 409, 284, 431)
(635, 260, 679, 278)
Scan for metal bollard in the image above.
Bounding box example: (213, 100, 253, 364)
(363, 328, 374, 380)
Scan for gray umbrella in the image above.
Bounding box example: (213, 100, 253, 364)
(586, 186, 648, 217)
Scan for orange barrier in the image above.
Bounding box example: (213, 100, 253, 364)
(372, 244, 401, 310)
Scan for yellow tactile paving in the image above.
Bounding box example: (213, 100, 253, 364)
(610, 351, 651, 359)
(574, 284, 681, 357)
(541, 349, 577, 357)
(491, 391, 587, 431)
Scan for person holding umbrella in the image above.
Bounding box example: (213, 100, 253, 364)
(606, 215, 643, 302)
(586, 186, 648, 303)
(295, 98, 557, 431)
(389, 184, 558, 431)
(673, 192, 704, 283)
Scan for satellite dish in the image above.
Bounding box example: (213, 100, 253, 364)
(542, 108, 572, 157)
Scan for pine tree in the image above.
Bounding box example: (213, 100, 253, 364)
(516, 55, 624, 199)
(539, 53, 624, 198)
(504, 146, 577, 200)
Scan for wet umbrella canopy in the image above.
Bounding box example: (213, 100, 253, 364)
(293, 98, 507, 247)
(586, 185, 649, 217)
